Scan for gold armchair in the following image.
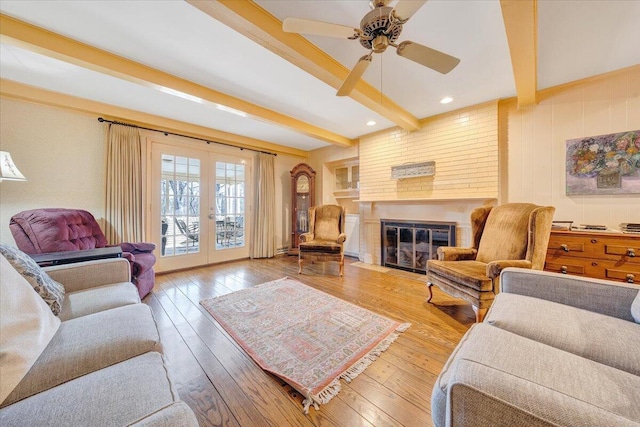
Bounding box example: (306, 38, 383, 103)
(298, 205, 346, 276)
(426, 203, 555, 322)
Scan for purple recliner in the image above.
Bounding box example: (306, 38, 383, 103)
(9, 208, 156, 298)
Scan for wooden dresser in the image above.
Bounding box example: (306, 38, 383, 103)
(544, 230, 640, 284)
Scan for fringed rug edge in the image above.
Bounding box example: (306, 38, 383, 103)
(301, 322, 411, 414)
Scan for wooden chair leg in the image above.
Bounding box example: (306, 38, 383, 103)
(427, 282, 434, 303)
(472, 306, 488, 323)
(298, 257, 303, 274)
(339, 260, 344, 276)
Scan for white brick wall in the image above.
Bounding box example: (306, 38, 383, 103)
(359, 102, 499, 201)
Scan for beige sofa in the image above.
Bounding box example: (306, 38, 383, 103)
(0, 255, 198, 426)
(432, 268, 640, 427)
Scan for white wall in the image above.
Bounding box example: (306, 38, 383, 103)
(0, 98, 105, 244)
(506, 66, 640, 228)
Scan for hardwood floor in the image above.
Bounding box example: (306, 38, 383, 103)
(145, 256, 474, 427)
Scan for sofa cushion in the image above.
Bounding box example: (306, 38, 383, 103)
(9, 208, 108, 253)
(428, 260, 493, 292)
(485, 292, 640, 376)
(299, 240, 342, 253)
(313, 205, 343, 241)
(0, 244, 65, 315)
(0, 255, 60, 404)
(2, 304, 162, 407)
(129, 401, 198, 426)
(476, 203, 534, 263)
(447, 358, 639, 427)
(0, 352, 182, 427)
(59, 282, 140, 321)
(432, 323, 640, 427)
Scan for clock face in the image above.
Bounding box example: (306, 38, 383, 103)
(296, 175, 309, 193)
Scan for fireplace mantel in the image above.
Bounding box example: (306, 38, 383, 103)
(356, 197, 497, 204)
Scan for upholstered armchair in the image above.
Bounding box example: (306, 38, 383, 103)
(298, 205, 346, 276)
(10, 208, 156, 298)
(426, 203, 555, 322)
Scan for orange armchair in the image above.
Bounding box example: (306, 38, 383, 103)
(298, 205, 346, 276)
(426, 203, 555, 322)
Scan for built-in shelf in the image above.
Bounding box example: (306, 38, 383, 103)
(333, 160, 359, 197)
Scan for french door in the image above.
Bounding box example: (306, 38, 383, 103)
(150, 143, 250, 272)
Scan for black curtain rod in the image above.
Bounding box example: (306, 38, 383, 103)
(97, 117, 277, 156)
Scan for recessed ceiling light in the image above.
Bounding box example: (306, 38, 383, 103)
(440, 97, 453, 104)
(366, 120, 376, 126)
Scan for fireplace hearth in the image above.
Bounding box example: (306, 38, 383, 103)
(381, 219, 456, 274)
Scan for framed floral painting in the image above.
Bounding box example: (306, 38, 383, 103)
(566, 130, 640, 195)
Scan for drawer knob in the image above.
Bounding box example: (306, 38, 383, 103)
(561, 244, 570, 252)
(561, 266, 568, 274)
(591, 262, 598, 267)
(628, 248, 636, 258)
(627, 274, 635, 284)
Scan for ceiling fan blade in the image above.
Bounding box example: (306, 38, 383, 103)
(337, 55, 372, 97)
(392, 0, 428, 21)
(282, 17, 359, 39)
(396, 41, 460, 74)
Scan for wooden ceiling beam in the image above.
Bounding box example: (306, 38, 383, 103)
(187, 0, 420, 131)
(0, 13, 353, 147)
(500, 0, 538, 107)
(0, 79, 309, 157)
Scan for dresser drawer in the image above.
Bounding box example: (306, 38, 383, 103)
(547, 232, 640, 263)
(544, 261, 586, 276)
(545, 259, 639, 283)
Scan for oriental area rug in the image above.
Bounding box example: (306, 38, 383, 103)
(200, 277, 410, 413)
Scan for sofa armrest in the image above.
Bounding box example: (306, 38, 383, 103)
(500, 268, 639, 321)
(44, 258, 131, 293)
(337, 233, 346, 244)
(486, 260, 532, 279)
(437, 247, 477, 261)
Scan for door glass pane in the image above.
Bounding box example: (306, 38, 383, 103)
(399, 227, 413, 269)
(351, 165, 359, 189)
(216, 161, 245, 250)
(415, 229, 429, 270)
(160, 154, 200, 256)
(385, 227, 398, 265)
(335, 167, 349, 190)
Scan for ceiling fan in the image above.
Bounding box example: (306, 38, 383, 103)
(283, 0, 460, 97)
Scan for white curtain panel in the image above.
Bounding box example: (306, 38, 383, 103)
(252, 153, 276, 258)
(104, 123, 144, 244)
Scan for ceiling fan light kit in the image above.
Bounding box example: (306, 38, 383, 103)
(283, 0, 460, 97)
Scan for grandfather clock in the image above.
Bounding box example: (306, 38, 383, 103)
(289, 163, 316, 255)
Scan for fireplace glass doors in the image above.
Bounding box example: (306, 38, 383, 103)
(381, 220, 456, 274)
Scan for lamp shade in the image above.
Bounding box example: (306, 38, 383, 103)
(0, 151, 27, 182)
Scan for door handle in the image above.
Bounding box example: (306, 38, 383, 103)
(208, 214, 215, 219)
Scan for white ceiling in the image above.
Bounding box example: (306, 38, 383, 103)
(1, 0, 638, 152)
